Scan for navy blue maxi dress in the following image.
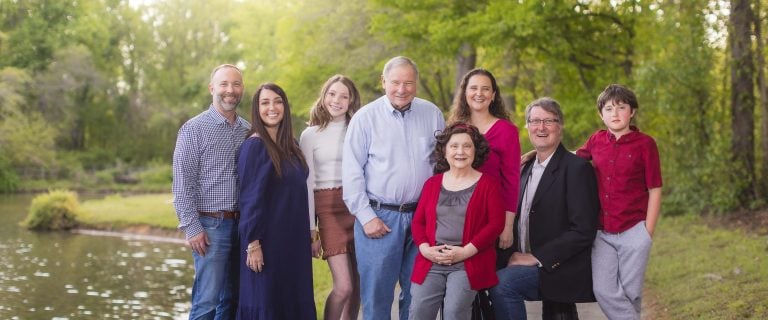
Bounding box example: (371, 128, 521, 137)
(237, 137, 316, 320)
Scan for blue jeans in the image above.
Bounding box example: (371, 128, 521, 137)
(188, 216, 239, 320)
(489, 265, 540, 320)
(354, 208, 417, 320)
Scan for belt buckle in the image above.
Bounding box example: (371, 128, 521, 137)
(371, 200, 381, 210)
(398, 203, 407, 212)
(217, 210, 227, 218)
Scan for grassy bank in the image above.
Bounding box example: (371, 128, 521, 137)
(646, 214, 768, 318)
(78, 193, 178, 229)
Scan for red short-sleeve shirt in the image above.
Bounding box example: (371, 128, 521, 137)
(576, 127, 663, 233)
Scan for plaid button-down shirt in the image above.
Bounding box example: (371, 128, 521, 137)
(172, 105, 250, 239)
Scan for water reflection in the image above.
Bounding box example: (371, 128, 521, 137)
(0, 194, 193, 319)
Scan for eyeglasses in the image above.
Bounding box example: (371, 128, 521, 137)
(527, 118, 560, 127)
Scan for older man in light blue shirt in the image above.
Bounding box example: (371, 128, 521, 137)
(343, 56, 445, 320)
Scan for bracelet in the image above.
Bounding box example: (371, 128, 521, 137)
(245, 244, 261, 253)
(311, 229, 320, 243)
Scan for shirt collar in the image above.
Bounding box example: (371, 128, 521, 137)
(606, 125, 641, 143)
(207, 104, 243, 127)
(535, 151, 554, 169)
(385, 97, 413, 116)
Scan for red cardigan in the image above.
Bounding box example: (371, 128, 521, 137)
(411, 173, 506, 290)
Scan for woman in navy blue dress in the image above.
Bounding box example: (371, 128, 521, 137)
(237, 83, 317, 319)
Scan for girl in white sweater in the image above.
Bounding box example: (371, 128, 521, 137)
(299, 75, 362, 320)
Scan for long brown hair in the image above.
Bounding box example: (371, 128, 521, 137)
(308, 75, 361, 130)
(448, 68, 509, 124)
(248, 83, 307, 176)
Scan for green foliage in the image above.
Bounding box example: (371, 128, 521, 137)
(137, 161, 173, 186)
(647, 214, 768, 318)
(0, 0, 764, 216)
(0, 155, 19, 192)
(22, 190, 80, 230)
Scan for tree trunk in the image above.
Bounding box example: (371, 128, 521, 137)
(754, 0, 768, 197)
(729, 0, 757, 204)
(455, 43, 476, 93)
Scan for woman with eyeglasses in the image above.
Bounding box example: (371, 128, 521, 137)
(408, 122, 505, 320)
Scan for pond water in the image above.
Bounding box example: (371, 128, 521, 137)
(0, 194, 193, 319)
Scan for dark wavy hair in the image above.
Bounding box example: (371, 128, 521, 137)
(308, 74, 361, 129)
(448, 68, 509, 123)
(248, 83, 307, 177)
(433, 122, 490, 174)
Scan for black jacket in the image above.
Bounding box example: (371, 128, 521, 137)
(507, 143, 600, 303)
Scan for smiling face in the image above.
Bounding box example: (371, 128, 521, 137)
(445, 133, 475, 171)
(258, 89, 284, 129)
(209, 66, 244, 112)
(323, 81, 351, 121)
(527, 106, 562, 156)
(382, 64, 418, 109)
(600, 99, 635, 137)
(465, 74, 494, 113)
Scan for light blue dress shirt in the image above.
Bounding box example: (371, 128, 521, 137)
(342, 95, 446, 226)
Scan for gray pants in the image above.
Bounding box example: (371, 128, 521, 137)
(409, 268, 476, 320)
(592, 220, 652, 320)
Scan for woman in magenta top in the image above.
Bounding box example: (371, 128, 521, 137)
(449, 68, 520, 262)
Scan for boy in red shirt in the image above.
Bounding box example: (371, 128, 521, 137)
(576, 84, 662, 320)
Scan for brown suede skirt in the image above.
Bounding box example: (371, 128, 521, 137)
(314, 187, 355, 259)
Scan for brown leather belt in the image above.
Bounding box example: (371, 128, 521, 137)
(199, 211, 240, 219)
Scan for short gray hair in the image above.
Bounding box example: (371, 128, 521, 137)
(525, 97, 564, 126)
(382, 56, 419, 80)
(210, 64, 242, 83)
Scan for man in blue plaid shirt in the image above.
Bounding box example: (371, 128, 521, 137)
(172, 64, 250, 319)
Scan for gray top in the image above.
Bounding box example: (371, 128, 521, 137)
(436, 182, 476, 245)
(432, 182, 476, 271)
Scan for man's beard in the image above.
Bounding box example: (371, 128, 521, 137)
(217, 93, 241, 111)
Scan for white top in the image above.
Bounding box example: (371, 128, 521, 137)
(519, 152, 554, 254)
(299, 118, 347, 228)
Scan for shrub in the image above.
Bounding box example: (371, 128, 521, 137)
(22, 190, 80, 230)
(138, 161, 172, 185)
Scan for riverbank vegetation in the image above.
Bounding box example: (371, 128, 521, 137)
(17, 161, 172, 194)
(21, 189, 80, 230)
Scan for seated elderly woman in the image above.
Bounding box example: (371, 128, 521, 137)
(409, 122, 506, 320)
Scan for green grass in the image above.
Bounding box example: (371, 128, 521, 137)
(313, 259, 332, 318)
(646, 214, 768, 319)
(77, 193, 178, 229)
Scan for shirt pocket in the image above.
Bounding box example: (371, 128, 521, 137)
(616, 150, 645, 186)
